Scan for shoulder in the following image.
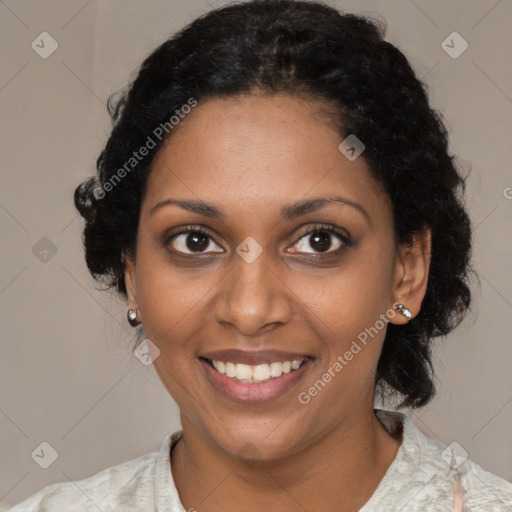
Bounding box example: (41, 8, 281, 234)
(410, 420, 512, 508)
(8, 448, 160, 512)
(369, 409, 512, 511)
(402, 412, 512, 510)
(458, 458, 512, 511)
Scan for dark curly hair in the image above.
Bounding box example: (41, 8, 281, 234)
(74, 0, 474, 409)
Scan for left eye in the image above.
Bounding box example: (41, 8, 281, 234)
(289, 226, 350, 254)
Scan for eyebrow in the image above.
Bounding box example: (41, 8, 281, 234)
(149, 196, 371, 225)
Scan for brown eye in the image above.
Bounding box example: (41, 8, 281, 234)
(289, 224, 351, 255)
(164, 228, 224, 255)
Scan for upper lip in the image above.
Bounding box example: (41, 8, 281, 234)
(200, 349, 313, 365)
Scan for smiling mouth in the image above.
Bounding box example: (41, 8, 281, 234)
(199, 356, 313, 384)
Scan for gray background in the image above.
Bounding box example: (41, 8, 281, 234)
(1, 0, 511, 508)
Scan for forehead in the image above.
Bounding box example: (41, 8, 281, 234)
(143, 93, 390, 223)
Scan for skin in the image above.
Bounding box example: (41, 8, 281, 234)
(124, 91, 432, 511)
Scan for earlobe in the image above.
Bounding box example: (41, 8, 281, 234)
(123, 253, 142, 327)
(390, 227, 432, 324)
(123, 252, 138, 308)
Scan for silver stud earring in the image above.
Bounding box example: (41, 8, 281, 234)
(127, 308, 140, 327)
(394, 303, 412, 320)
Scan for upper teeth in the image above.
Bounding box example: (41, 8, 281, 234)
(211, 359, 305, 383)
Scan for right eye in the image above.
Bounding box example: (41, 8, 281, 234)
(164, 226, 224, 255)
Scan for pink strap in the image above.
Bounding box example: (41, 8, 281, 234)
(453, 474, 464, 512)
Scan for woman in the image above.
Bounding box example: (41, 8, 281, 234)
(11, 0, 512, 510)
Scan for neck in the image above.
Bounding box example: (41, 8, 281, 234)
(171, 407, 402, 512)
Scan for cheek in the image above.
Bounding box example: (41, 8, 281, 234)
(135, 245, 207, 341)
(287, 256, 392, 383)
(291, 251, 393, 333)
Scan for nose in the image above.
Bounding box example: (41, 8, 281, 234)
(214, 248, 294, 336)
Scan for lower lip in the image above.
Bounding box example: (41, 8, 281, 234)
(200, 358, 314, 405)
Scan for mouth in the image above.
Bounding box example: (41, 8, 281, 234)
(200, 356, 311, 382)
(199, 356, 314, 404)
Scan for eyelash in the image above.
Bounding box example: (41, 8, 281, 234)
(163, 223, 352, 257)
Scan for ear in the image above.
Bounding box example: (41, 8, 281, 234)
(123, 252, 138, 309)
(389, 227, 432, 325)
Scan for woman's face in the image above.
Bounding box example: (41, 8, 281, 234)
(124, 92, 430, 460)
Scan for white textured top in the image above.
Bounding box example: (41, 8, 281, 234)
(9, 409, 512, 511)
